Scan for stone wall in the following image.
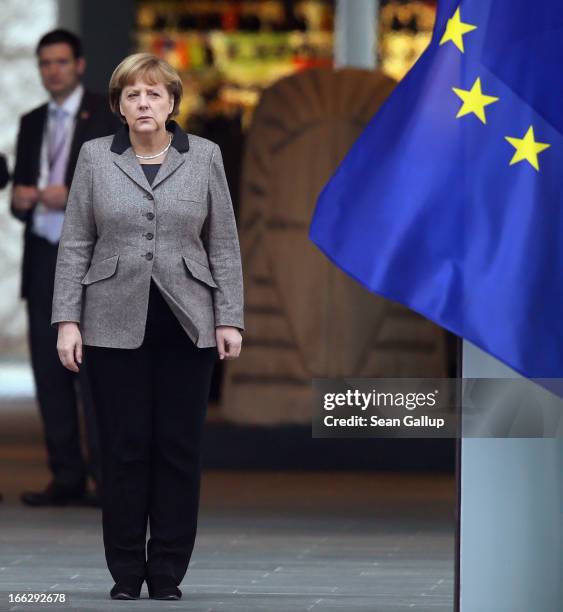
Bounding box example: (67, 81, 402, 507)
(0, 1, 56, 357)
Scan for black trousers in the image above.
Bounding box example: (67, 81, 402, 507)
(25, 232, 101, 488)
(85, 279, 217, 584)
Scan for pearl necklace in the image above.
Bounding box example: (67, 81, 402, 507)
(135, 134, 172, 160)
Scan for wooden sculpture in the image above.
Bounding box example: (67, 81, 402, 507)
(222, 67, 448, 424)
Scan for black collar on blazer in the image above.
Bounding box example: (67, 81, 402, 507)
(110, 120, 190, 155)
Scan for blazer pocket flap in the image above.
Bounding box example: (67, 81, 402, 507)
(177, 187, 203, 202)
(182, 256, 218, 288)
(81, 254, 119, 285)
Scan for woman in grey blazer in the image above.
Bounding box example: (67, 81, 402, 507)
(51, 53, 244, 601)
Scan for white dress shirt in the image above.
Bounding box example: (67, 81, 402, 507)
(32, 83, 84, 244)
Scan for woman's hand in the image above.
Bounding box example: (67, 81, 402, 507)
(57, 322, 83, 372)
(215, 326, 242, 360)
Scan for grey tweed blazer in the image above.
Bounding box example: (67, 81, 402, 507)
(51, 121, 244, 349)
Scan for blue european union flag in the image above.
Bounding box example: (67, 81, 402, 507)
(309, 0, 563, 378)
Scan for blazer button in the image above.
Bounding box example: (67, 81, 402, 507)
(145, 232, 154, 240)
(145, 252, 153, 261)
(146, 212, 155, 220)
(144, 193, 154, 200)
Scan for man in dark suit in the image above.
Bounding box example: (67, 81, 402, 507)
(11, 29, 120, 507)
(0, 153, 8, 505)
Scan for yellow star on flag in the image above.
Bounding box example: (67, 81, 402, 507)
(505, 126, 551, 171)
(452, 77, 499, 124)
(440, 7, 477, 53)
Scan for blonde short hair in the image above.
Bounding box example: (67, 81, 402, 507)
(109, 53, 183, 123)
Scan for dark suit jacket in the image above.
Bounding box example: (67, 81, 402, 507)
(11, 89, 121, 299)
(0, 155, 9, 190)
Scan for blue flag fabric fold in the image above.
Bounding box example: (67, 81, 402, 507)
(309, 0, 563, 378)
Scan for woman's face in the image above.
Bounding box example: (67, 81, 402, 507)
(119, 77, 174, 134)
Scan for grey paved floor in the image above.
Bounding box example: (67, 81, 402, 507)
(0, 442, 455, 612)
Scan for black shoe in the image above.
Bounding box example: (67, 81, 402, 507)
(20, 481, 86, 507)
(147, 575, 182, 600)
(110, 577, 144, 600)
